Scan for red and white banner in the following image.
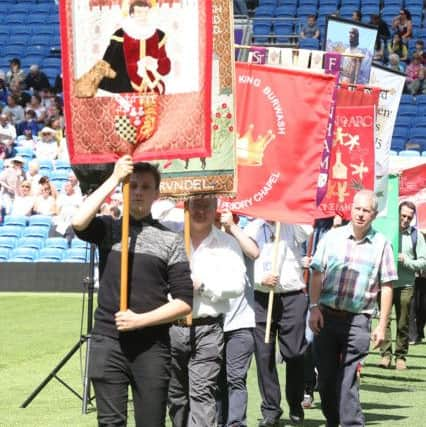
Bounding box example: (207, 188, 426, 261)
(61, 0, 212, 163)
(400, 164, 426, 231)
(220, 62, 335, 224)
(318, 105, 375, 219)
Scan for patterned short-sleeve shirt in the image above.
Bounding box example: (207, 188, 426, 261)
(310, 224, 398, 314)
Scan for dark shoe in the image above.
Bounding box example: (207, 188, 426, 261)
(289, 407, 304, 425)
(289, 413, 304, 425)
(258, 417, 280, 427)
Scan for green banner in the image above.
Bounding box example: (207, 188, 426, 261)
(374, 174, 399, 265)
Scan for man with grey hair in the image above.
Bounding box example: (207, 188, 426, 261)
(24, 64, 50, 93)
(309, 190, 397, 427)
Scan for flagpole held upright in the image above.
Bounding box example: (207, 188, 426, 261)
(120, 178, 130, 311)
(265, 221, 281, 344)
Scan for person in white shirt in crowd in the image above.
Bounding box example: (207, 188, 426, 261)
(11, 180, 35, 216)
(0, 113, 17, 145)
(33, 176, 57, 216)
(168, 195, 246, 427)
(216, 210, 259, 427)
(2, 94, 25, 125)
(61, 171, 83, 198)
(0, 156, 25, 208)
(25, 159, 42, 195)
(35, 127, 59, 161)
(245, 219, 311, 427)
(53, 180, 83, 241)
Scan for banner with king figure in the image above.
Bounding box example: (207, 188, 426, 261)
(220, 62, 335, 224)
(61, 0, 213, 164)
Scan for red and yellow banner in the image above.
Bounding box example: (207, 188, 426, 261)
(220, 62, 335, 224)
(61, 0, 212, 163)
(318, 105, 375, 219)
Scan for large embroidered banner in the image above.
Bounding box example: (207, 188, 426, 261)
(220, 62, 335, 224)
(61, 0, 213, 163)
(318, 105, 375, 220)
(154, 0, 237, 197)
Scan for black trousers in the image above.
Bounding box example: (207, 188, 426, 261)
(409, 277, 426, 342)
(89, 334, 170, 427)
(253, 290, 308, 420)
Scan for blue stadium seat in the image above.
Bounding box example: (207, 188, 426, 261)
(22, 226, 49, 239)
(398, 104, 417, 116)
(5, 14, 27, 25)
(400, 94, 415, 105)
(409, 128, 426, 140)
(258, 0, 277, 6)
(39, 159, 54, 175)
(31, 35, 52, 47)
(415, 94, 426, 105)
(38, 247, 65, 262)
(17, 237, 45, 250)
(299, 38, 320, 49)
(4, 215, 28, 227)
(391, 136, 407, 151)
(296, 6, 317, 18)
(71, 238, 89, 249)
(54, 160, 71, 171)
(11, 3, 33, 13)
(42, 57, 61, 68)
(361, 5, 380, 16)
(422, 151, 426, 157)
(338, 6, 356, 19)
(62, 248, 89, 263)
(340, 0, 360, 7)
(50, 169, 69, 181)
(0, 236, 18, 250)
(11, 34, 29, 45)
(46, 15, 60, 25)
(274, 23, 294, 43)
(394, 116, 412, 127)
(22, 55, 44, 69)
(3, 46, 26, 58)
(33, 4, 51, 14)
(392, 126, 409, 138)
(382, 0, 402, 7)
(15, 146, 35, 161)
(0, 248, 10, 261)
(318, 5, 337, 16)
(0, 226, 24, 239)
(255, 5, 275, 18)
(28, 215, 53, 229)
(274, 5, 296, 17)
(27, 14, 49, 25)
(381, 6, 400, 17)
(45, 237, 69, 250)
(8, 247, 39, 262)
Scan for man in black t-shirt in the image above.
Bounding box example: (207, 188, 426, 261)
(72, 155, 193, 427)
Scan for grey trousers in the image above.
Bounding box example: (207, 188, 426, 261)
(168, 322, 224, 427)
(314, 311, 371, 427)
(217, 328, 255, 427)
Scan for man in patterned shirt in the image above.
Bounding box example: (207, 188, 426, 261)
(309, 190, 397, 427)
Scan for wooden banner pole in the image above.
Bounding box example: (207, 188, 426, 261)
(119, 178, 130, 311)
(265, 221, 281, 344)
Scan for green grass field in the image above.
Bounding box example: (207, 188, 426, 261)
(1, 293, 425, 427)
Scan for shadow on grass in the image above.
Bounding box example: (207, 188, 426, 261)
(364, 411, 407, 424)
(361, 372, 426, 384)
(364, 362, 426, 370)
(361, 382, 412, 393)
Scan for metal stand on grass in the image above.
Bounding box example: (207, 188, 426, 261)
(21, 243, 97, 414)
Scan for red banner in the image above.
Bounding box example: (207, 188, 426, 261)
(220, 62, 335, 224)
(400, 164, 426, 231)
(318, 105, 375, 219)
(61, 1, 212, 163)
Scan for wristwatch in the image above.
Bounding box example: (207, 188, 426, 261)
(309, 303, 320, 311)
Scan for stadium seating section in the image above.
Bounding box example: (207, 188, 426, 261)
(0, 0, 60, 85)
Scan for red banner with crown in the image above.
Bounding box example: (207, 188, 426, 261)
(61, 0, 212, 163)
(220, 62, 335, 224)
